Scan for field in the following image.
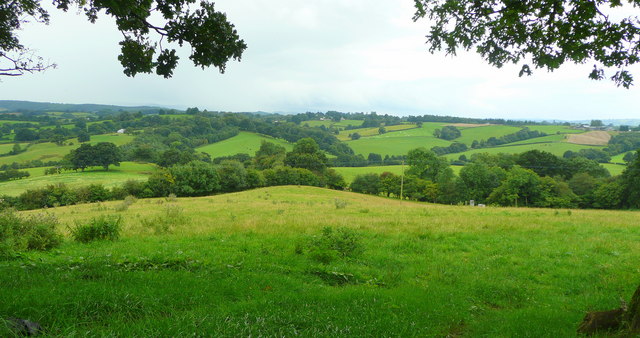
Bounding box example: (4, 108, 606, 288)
(0, 134, 134, 166)
(197, 132, 293, 158)
(1, 186, 639, 336)
(455, 125, 522, 145)
(336, 124, 417, 141)
(602, 163, 627, 177)
(335, 165, 463, 183)
(523, 125, 584, 134)
(304, 119, 362, 128)
(444, 142, 605, 161)
(567, 131, 612, 146)
(0, 162, 156, 196)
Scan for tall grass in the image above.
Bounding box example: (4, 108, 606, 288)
(1, 186, 639, 336)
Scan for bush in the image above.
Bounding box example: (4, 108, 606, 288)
(308, 226, 363, 262)
(70, 215, 122, 243)
(140, 204, 188, 234)
(0, 210, 62, 257)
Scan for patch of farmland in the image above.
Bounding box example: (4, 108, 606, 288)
(0, 161, 156, 196)
(523, 125, 584, 134)
(601, 163, 626, 176)
(197, 132, 293, 158)
(505, 134, 568, 145)
(0, 134, 134, 166)
(334, 165, 463, 183)
(455, 125, 522, 145)
(445, 142, 605, 160)
(567, 131, 612, 146)
(337, 124, 417, 141)
(304, 119, 363, 129)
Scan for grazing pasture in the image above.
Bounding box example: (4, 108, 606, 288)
(1, 186, 638, 336)
(0, 134, 134, 166)
(0, 162, 156, 196)
(445, 142, 605, 161)
(197, 132, 293, 158)
(336, 124, 418, 141)
(334, 165, 463, 183)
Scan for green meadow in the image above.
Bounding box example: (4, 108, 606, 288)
(335, 165, 463, 183)
(602, 163, 627, 177)
(445, 142, 605, 161)
(1, 186, 639, 336)
(304, 119, 362, 128)
(0, 134, 134, 166)
(0, 162, 156, 196)
(336, 123, 418, 141)
(523, 125, 584, 134)
(455, 125, 522, 145)
(197, 132, 293, 158)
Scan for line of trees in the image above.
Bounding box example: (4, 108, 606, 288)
(350, 148, 640, 210)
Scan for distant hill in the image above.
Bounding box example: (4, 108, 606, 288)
(0, 100, 170, 115)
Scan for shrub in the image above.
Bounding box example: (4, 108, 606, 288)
(71, 215, 122, 243)
(334, 199, 348, 209)
(0, 210, 62, 257)
(308, 226, 363, 262)
(140, 204, 188, 234)
(114, 195, 137, 212)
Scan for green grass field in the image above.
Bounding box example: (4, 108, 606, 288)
(0, 162, 156, 196)
(1, 186, 639, 336)
(197, 132, 293, 158)
(455, 125, 522, 145)
(602, 163, 627, 176)
(523, 125, 584, 134)
(0, 120, 30, 125)
(346, 123, 451, 157)
(334, 165, 463, 183)
(445, 142, 605, 161)
(0, 134, 134, 166)
(337, 124, 418, 141)
(304, 119, 363, 129)
(0, 142, 28, 154)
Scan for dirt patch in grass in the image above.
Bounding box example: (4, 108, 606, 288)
(567, 131, 611, 145)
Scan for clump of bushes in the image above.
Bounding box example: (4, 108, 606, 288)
(141, 204, 188, 234)
(307, 226, 364, 264)
(114, 195, 137, 212)
(70, 215, 122, 243)
(0, 209, 62, 258)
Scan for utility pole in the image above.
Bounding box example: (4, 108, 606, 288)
(400, 160, 405, 201)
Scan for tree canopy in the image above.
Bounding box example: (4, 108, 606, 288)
(413, 0, 640, 87)
(1, 0, 246, 77)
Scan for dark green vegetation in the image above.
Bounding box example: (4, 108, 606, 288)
(1, 186, 639, 336)
(2, 1, 245, 77)
(1, 107, 640, 212)
(413, 0, 640, 87)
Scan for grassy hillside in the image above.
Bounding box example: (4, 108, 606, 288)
(304, 119, 362, 128)
(455, 125, 522, 145)
(0, 162, 156, 196)
(336, 124, 418, 141)
(1, 186, 638, 336)
(0, 134, 134, 166)
(346, 123, 450, 156)
(523, 125, 584, 134)
(197, 132, 293, 158)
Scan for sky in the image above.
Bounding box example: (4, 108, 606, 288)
(2, 0, 640, 121)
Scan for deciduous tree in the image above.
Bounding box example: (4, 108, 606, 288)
(413, 0, 640, 87)
(1, 0, 246, 77)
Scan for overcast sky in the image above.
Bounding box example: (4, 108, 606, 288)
(2, 0, 640, 120)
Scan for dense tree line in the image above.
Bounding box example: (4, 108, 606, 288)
(470, 128, 548, 149)
(350, 148, 638, 210)
(0, 138, 347, 211)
